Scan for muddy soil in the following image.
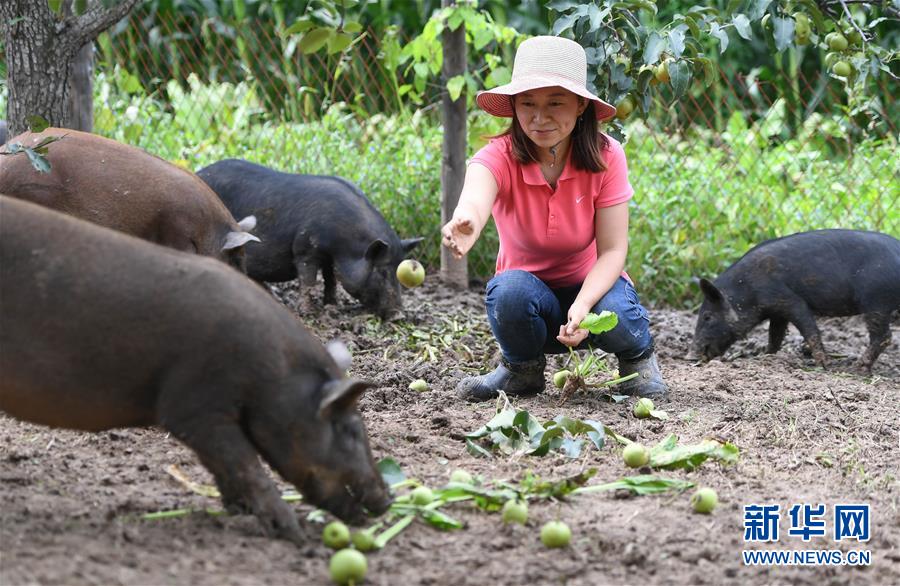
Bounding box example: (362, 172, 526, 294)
(2, 280, 898, 586)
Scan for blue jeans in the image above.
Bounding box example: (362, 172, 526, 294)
(484, 270, 652, 364)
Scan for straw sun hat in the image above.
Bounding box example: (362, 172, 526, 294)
(475, 36, 616, 121)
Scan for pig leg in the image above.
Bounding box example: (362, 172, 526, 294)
(855, 311, 892, 373)
(787, 307, 828, 368)
(767, 318, 789, 354)
(322, 259, 337, 305)
(169, 421, 304, 545)
(293, 257, 320, 313)
(295, 257, 318, 291)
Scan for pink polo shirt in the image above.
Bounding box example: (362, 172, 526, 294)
(470, 134, 634, 288)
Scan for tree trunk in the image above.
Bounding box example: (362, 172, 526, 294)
(439, 0, 469, 289)
(69, 42, 95, 132)
(1, 3, 69, 137)
(0, 0, 138, 137)
(65, 1, 96, 133)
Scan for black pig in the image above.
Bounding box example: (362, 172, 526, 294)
(0, 196, 392, 543)
(693, 229, 900, 371)
(197, 159, 422, 320)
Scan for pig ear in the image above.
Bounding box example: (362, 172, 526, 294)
(326, 340, 352, 371)
(222, 230, 261, 251)
(318, 378, 376, 419)
(401, 237, 424, 253)
(364, 239, 391, 264)
(237, 215, 257, 231)
(698, 278, 724, 304)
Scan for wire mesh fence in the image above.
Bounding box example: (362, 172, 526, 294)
(4, 10, 897, 305)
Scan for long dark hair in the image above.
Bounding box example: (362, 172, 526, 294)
(501, 100, 609, 172)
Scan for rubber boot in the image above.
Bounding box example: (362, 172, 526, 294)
(456, 356, 546, 403)
(616, 345, 669, 400)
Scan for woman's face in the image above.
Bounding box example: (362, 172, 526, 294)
(513, 87, 587, 150)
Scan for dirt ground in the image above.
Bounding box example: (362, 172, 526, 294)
(2, 279, 898, 586)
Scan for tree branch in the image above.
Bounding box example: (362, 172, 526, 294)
(837, 0, 869, 44)
(62, 0, 140, 51)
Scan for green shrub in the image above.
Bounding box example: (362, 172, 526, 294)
(7, 76, 896, 307)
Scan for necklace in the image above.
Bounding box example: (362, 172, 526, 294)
(548, 143, 559, 168)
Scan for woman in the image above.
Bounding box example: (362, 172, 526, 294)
(441, 36, 668, 402)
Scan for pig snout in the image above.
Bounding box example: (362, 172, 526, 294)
(362, 281, 403, 321)
(355, 479, 393, 517)
(304, 475, 392, 525)
(692, 336, 731, 362)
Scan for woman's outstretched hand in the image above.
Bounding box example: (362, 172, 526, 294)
(441, 216, 478, 259)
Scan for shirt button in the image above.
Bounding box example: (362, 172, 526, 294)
(550, 215, 556, 219)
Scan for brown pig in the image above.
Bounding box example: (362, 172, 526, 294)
(0, 128, 258, 272)
(0, 196, 391, 543)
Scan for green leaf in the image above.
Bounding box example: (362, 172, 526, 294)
(682, 15, 701, 39)
(708, 22, 729, 53)
(732, 14, 752, 40)
(116, 70, 142, 95)
(669, 27, 686, 59)
(26, 115, 50, 133)
(513, 410, 545, 440)
(233, 0, 245, 21)
(648, 434, 740, 470)
(559, 438, 583, 458)
(484, 65, 511, 89)
(772, 17, 794, 52)
(588, 4, 607, 29)
(31, 135, 63, 150)
(446, 74, 465, 102)
(472, 27, 494, 51)
(419, 508, 463, 530)
(547, 0, 579, 11)
(342, 21, 363, 33)
(599, 393, 630, 403)
(377, 457, 406, 487)
(696, 56, 717, 87)
(466, 438, 493, 458)
(528, 427, 557, 453)
(552, 13, 579, 36)
(604, 426, 632, 446)
(642, 31, 665, 65)
(574, 475, 694, 496)
(298, 28, 333, 54)
(484, 406, 518, 430)
(748, 0, 773, 21)
(551, 415, 599, 437)
(283, 18, 314, 36)
(583, 419, 606, 449)
(579, 310, 618, 334)
(669, 59, 692, 99)
(327, 32, 353, 54)
(513, 469, 596, 499)
(24, 148, 52, 173)
(648, 409, 670, 421)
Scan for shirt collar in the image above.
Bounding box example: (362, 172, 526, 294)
(522, 148, 576, 186)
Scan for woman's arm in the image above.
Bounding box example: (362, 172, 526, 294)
(557, 200, 630, 346)
(441, 163, 499, 259)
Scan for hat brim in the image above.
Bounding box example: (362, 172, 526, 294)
(476, 74, 616, 121)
